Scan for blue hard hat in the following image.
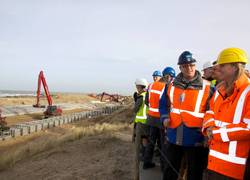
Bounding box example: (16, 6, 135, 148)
(152, 70, 162, 77)
(178, 51, 196, 65)
(162, 67, 176, 77)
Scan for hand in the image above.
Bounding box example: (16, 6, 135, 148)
(206, 126, 214, 140)
(163, 118, 170, 128)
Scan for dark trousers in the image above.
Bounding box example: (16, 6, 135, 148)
(205, 170, 235, 180)
(162, 142, 208, 180)
(244, 150, 250, 180)
(144, 126, 163, 164)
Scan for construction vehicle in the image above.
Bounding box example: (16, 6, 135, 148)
(0, 109, 9, 131)
(100, 92, 120, 102)
(33, 71, 62, 118)
(88, 92, 129, 104)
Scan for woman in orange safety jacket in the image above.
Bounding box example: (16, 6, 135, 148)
(202, 48, 250, 180)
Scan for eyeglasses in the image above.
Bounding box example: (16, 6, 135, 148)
(180, 64, 195, 69)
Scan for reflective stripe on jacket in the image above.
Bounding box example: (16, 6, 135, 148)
(167, 79, 211, 128)
(203, 74, 250, 179)
(148, 81, 165, 118)
(134, 92, 148, 124)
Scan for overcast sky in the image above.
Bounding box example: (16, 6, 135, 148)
(0, 0, 250, 95)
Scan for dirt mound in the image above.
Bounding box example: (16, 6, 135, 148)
(0, 134, 134, 180)
(0, 105, 135, 180)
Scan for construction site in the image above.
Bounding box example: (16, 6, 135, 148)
(0, 71, 139, 180)
(1, 1, 250, 180)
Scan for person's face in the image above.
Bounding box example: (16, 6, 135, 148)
(217, 63, 237, 82)
(153, 76, 161, 82)
(164, 75, 174, 83)
(179, 63, 196, 79)
(136, 85, 143, 93)
(212, 65, 221, 81)
(203, 67, 213, 79)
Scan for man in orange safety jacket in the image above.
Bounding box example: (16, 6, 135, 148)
(143, 67, 176, 170)
(202, 48, 250, 180)
(159, 51, 213, 180)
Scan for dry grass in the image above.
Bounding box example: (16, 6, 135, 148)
(0, 103, 134, 172)
(0, 93, 97, 106)
(0, 120, 132, 171)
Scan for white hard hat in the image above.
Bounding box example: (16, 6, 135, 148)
(135, 78, 148, 87)
(202, 61, 214, 70)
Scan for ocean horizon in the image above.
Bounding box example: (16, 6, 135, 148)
(0, 90, 36, 97)
(0, 90, 96, 98)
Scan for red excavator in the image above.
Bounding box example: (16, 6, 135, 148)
(100, 92, 119, 102)
(33, 71, 62, 118)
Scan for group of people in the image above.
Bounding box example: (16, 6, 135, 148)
(133, 48, 250, 180)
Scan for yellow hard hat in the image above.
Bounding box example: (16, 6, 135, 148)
(217, 48, 248, 65)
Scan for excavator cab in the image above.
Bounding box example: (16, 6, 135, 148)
(33, 71, 62, 118)
(44, 105, 62, 118)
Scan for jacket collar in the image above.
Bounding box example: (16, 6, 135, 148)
(173, 70, 203, 90)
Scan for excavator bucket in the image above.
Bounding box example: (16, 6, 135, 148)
(33, 104, 46, 108)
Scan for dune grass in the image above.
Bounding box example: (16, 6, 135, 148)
(0, 121, 131, 171)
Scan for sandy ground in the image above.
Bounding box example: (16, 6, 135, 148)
(0, 105, 135, 180)
(0, 93, 97, 106)
(0, 133, 134, 180)
(4, 108, 93, 126)
(0, 93, 123, 126)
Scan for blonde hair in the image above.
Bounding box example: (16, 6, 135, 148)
(224, 63, 245, 95)
(245, 69, 250, 78)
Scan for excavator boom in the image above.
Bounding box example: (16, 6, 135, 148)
(33, 71, 62, 118)
(34, 71, 53, 107)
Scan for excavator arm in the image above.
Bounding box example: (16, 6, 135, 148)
(33, 71, 62, 118)
(34, 71, 53, 107)
(40, 71, 53, 106)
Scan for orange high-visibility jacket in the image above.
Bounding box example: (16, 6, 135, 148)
(203, 74, 250, 179)
(148, 81, 166, 118)
(167, 79, 211, 128)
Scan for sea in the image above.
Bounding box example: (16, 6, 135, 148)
(0, 90, 36, 97)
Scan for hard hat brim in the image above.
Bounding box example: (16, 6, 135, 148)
(178, 59, 196, 65)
